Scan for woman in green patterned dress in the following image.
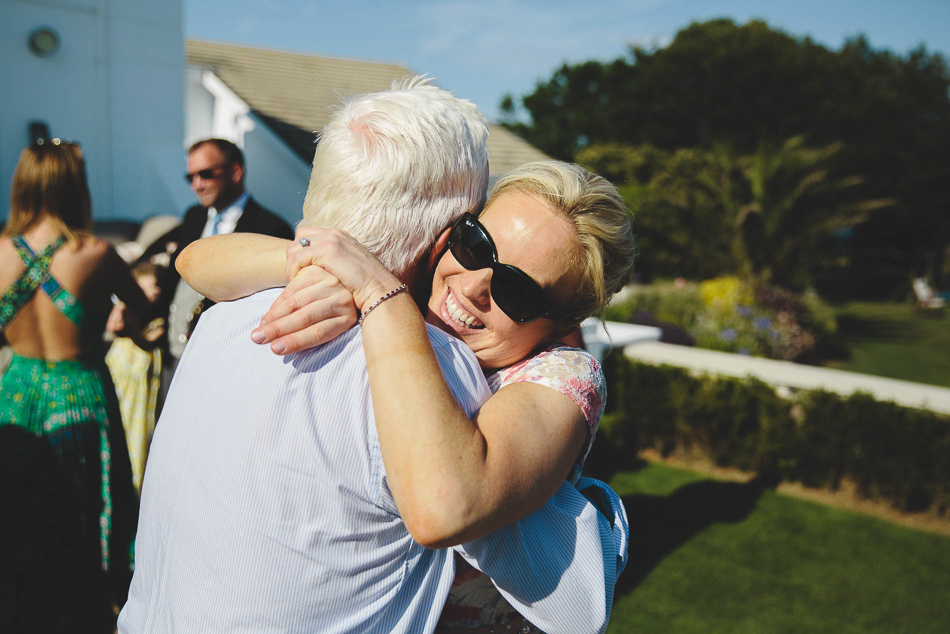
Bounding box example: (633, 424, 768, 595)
(0, 140, 149, 631)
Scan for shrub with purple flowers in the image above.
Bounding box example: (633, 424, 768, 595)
(609, 276, 837, 362)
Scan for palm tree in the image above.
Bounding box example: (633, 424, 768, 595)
(721, 136, 893, 289)
(579, 138, 892, 288)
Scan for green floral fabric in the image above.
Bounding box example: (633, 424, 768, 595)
(0, 355, 125, 570)
(0, 235, 85, 328)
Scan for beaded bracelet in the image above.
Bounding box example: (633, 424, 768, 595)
(358, 284, 409, 327)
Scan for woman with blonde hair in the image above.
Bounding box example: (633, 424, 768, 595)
(0, 139, 148, 630)
(180, 159, 635, 632)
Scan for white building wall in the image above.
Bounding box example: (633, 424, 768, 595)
(185, 66, 214, 146)
(0, 0, 187, 222)
(106, 0, 189, 219)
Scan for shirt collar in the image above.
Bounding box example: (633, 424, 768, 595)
(208, 191, 250, 220)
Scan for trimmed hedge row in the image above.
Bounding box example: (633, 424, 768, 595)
(595, 355, 950, 516)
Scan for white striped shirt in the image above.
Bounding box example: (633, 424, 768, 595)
(456, 476, 628, 634)
(119, 288, 625, 633)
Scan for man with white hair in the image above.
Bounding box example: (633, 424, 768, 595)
(119, 78, 623, 633)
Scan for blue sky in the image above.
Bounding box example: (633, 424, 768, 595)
(186, 0, 950, 122)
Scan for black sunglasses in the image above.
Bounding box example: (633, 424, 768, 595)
(446, 213, 575, 324)
(184, 164, 229, 184)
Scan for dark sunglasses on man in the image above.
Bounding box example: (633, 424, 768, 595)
(184, 164, 229, 184)
(444, 213, 576, 324)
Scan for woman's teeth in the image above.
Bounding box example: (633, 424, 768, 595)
(446, 294, 481, 328)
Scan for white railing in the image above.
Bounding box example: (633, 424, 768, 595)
(581, 319, 662, 362)
(623, 340, 950, 415)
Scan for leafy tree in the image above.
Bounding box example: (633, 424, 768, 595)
(579, 137, 891, 289)
(502, 20, 843, 158)
(504, 19, 950, 296)
(732, 137, 892, 288)
(576, 144, 736, 282)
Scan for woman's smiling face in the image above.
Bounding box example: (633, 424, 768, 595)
(425, 190, 580, 370)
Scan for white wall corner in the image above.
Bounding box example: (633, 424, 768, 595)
(200, 70, 254, 146)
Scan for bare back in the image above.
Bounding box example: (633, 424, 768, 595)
(0, 220, 147, 361)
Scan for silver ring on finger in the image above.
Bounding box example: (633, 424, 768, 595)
(299, 237, 311, 247)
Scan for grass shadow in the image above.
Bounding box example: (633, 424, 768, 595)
(616, 474, 778, 596)
(836, 312, 906, 340)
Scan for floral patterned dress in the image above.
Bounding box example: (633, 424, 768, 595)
(436, 344, 606, 632)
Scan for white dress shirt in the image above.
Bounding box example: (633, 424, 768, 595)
(166, 192, 251, 360)
(200, 191, 249, 238)
(120, 288, 626, 633)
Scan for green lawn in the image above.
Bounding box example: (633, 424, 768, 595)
(606, 462, 950, 634)
(824, 302, 950, 388)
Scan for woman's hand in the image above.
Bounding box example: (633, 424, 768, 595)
(284, 226, 402, 312)
(251, 265, 358, 355)
(251, 226, 402, 355)
(107, 301, 162, 351)
(106, 302, 127, 335)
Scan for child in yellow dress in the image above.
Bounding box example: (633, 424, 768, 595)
(106, 262, 164, 495)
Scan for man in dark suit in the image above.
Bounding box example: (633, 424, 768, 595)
(139, 138, 295, 390)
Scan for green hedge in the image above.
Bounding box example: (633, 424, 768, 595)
(596, 355, 950, 516)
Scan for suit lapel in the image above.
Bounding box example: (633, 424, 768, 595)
(234, 198, 258, 233)
(181, 205, 210, 243)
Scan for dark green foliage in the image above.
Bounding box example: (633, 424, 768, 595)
(599, 354, 681, 455)
(791, 391, 855, 489)
(598, 357, 950, 515)
(682, 377, 796, 475)
(605, 279, 706, 326)
(505, 19, 950, 297)
(580, 138, 890, 289)
(581, 144, 738, 282)
(792, 391, 950, 512)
